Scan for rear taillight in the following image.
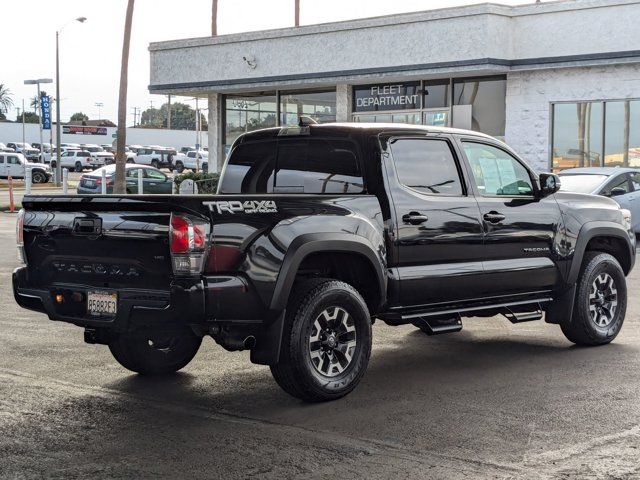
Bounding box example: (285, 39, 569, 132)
(16, 208, 26, 264)
(169, 213, 209, 275)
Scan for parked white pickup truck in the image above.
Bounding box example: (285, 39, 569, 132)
(0, 152, 51, 183)
(50, 150, 105, 172)
(172, 150, 209, 173)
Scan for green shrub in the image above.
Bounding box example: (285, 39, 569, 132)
(173, 171, 219, 194)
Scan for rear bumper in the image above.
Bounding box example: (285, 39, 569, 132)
(12, 267, 268, 331)
(12, 266, 206, 332)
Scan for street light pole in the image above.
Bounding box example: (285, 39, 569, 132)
(55, 31, 62, 185)
(95, 102, 103, 120)
(55, 16, 86, 186)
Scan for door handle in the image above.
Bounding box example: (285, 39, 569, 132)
(483, 211, 506, 224)
(402, 212, 428, 225)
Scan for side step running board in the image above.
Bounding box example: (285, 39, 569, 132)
(413, 315, 462, 335)
(503, 307, 543, 324)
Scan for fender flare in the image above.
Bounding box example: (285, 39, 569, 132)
(566, 221, 634, 284)
(269, 232, 386, 312)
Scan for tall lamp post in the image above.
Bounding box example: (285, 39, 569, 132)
(24, 78, 53, 161)
(55, 16, 87, 185)
(95, 102, 103, 120)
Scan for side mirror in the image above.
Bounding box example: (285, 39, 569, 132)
(538, 173, 561, 197)
(609, 187, 627, 198)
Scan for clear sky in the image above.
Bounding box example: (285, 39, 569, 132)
(1, 0, 544, 125)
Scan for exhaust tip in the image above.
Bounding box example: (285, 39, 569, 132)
(243, 335, 256, 349)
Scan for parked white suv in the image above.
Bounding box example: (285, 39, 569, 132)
(134, 147, 176, 169)
(51, 150, 99, 172)
(173, 150, 209, 173)
(0, 152, 51, 183)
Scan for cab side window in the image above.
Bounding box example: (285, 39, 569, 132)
(463, 142, 533, 196)
(602, 174, 631, 196)
(390, 138, 464, 196)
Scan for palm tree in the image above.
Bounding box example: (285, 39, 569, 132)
(212, 0, 218, 35)
(0, 84, 14, 115)
(114, 0, 135, 194)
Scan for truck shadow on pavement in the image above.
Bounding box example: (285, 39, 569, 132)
(103, 326, 633, 418)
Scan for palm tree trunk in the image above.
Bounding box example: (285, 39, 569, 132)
(212, 0, 218, 35)
(114, 0, 135, 194)
(295, 0, 300, 26)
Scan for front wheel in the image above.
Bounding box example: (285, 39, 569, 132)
(75, 162, 83, 173)
(560, 252, 627, 346)
(109, 330, 202, 375)
(270, 279, 372, 402)
(151, 159, 160, 169)
(174, 162, 184, 173)
(31, 170, 47, 184)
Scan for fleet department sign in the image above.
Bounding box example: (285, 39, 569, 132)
(353, 82, 421, 112)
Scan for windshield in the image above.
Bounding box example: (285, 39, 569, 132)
(558, 174, 608, 194)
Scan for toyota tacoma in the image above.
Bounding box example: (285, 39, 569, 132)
(13, 123, 636, 402)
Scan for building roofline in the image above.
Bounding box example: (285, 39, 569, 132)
(149, 0, 640, 52)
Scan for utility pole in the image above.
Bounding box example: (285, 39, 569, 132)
(95, 101, 103, 120)
(20, 102, 26, 147)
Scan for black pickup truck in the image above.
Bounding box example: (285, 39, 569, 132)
(13, 123, 636, 402)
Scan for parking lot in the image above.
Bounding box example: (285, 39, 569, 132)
(1, 211, 640, 479)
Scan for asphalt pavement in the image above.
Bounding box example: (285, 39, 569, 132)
(1, 211, 640, 479)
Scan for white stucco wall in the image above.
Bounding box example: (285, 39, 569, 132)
(505, 63, 640, 172)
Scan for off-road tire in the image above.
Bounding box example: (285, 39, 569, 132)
(561, 252, 627, 346)
(74, 162, 83, 173)
(270, 278, 372, 402)
(109, 330, 202, 375)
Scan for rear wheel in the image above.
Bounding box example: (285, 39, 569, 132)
(109, 329, 202, 375)
(561, 252, 627, 346)
(174, 161, 185, 173)
(270, 278, 372, 402)
(74, 162, 83, 173)
(151, 159, 160, 169)
(50, 160, 57, 168)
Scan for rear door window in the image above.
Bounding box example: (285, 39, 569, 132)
(219, 137, 363, 194)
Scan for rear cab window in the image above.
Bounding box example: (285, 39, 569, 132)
(219, 136, 364, 194)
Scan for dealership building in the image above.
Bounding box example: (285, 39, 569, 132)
(149, 0, 640, 173)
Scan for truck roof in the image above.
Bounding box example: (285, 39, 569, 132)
(236, 122, 495, 143)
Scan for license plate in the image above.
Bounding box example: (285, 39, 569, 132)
(87, 291, 117, 317)
(86, 180, 95, 187)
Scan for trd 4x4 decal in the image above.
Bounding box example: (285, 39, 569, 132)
(203, 200, 278, 214)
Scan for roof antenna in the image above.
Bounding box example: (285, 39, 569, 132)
(298, 115, 318, 127)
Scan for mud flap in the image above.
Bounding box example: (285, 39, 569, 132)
(250, 310, 286, 365)
(544, 284, 576, 325)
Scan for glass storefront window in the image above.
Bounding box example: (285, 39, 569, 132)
(423, 80, 450, 109)
(353, 113, 421, 124)
(423, 111, 449, 127)
(551, 99, 640, 171)
(280, 90, 336, 126)
(605, 101, 626, 166)
(453, 77, 506, 137)
(552, 102, 603, 170)
(630, 101, 640, 167)
(225, 94, 277, 147)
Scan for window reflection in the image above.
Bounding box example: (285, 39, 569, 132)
(225, 94, 277, 146)
(551, 100, 639, 170)
(453, 77, 506, 138)
(552, 102, 603, 170)
(280, 90, 336, 126)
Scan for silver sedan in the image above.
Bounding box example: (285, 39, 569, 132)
(558, 167, 640, 232)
